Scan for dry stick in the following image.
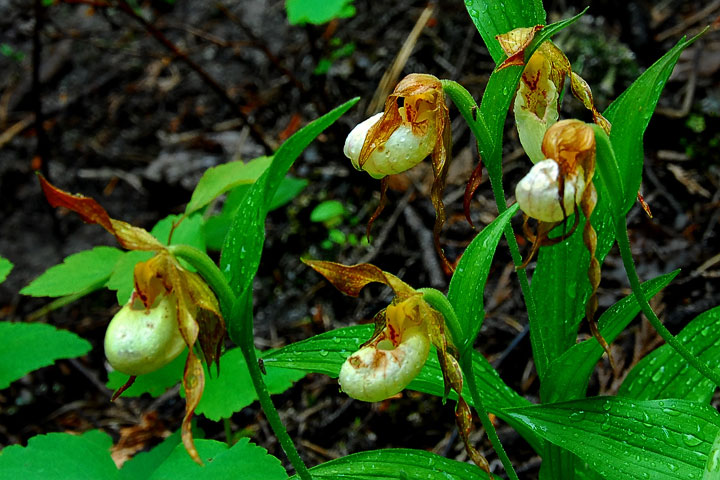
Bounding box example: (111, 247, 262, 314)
(112, 0, 277, 154)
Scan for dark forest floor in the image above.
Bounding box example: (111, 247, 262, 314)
(1, 0, 719, 478)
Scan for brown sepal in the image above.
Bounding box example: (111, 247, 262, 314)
(111, 376, 137, 401)
(366, 177, 389, 241)
(430, 105, 453, 273)
(637, 191, 653, 218)
(39, 175, 164, 251)
(463, 155, 484, 227)
(302, 259, 415, 299)
(495, 25, 544, 71)
(455, 397, 492, 476)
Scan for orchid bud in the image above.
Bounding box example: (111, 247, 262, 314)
(343, 73, 448, 179)
(344, 112, 437, 179)
(104, 292, 186, 376)
(515, 159, 586, 223)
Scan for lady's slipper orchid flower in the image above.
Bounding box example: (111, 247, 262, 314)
(304, 259, 491, 474)
(343, 73, 454, 270)
(38, 176, 225, 465)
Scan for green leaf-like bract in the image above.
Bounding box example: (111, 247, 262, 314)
(620, 305, 720, 403)
(220, 98, 358, 341)
(0, 430, 118, 480)
(0, 322, 91, 389)
(448, 204, 518, 347)
(0, 256, 12, 284)
(21, 246, 122, 297)
(507, 397, 720, 480)
(291, 448, 493, 479)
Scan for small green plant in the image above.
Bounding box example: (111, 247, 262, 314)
(3, 1, 718, 479)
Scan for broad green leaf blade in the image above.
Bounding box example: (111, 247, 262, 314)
(21, 246, 123, 297)
(292, 448, 491, 479)
(189, 348, 305, 421)
(310, 200, 345, 223)
(604, 31, 705, 214)
(464, 0, 545, 64)
(507, 397, 720, 480)
(107, 350, 187, 397)
(268, 176, 308, 211)
(448, 204, 518, 345)
(220, 98, 358, 305)
(106, 250, 154, 304)
(121, 430, 183, 480)
(261, 325, 543, 452)
(185, 157, 272, 215)
(620, 305, 720, 403)
(148, 438, 287, 480)
(150, 213, 206, 252)
(0, 322, 91, 389)
(540, 270, 678, 403)
(0, 430, 118, 480)
(0, 256, 12, 284)
(704, 430, 720, 479)
(286, 0, 355, 26)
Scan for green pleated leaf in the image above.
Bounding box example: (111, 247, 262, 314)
(704, 429, 720, 479)
(620, 305, 720, 403)
(190, 348, 305, 421)
(0, 322, 91, 389)
(292, 448, 492, 479)
(107, 350, 187, 398)
(604, 31, 705, 214)
(463, 0, 545, 64)
(0, 430, 118, 480)
(448, 204, 517, 346)
(261, 325, 543, 452)
(507, 397, 720, 480)
(540, 270, 678, 403)
(185, 156, 272, 215)
(0, 256, 12, 284)
(21, 246, 123, 297)
(148, 438, 287, 480)
(220, 98, 358, 316)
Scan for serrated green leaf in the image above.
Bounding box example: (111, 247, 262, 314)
(21, 246, 123, 297)
(0, 256, 12, 284)
(261, 325, 543, 452)
(187, 348, 305, 421)
(150, 213, 206, 252)
(507, 397, 720, 480)
(185, 157, 272, 215)
(604, 31, 705, 214)
(448, 204, 518, 347)
(0, 322, 91, 389)
(286, 0, 355, 26)
(106, 250, 154, 304)
(120, 427, 204, 480)
(540, 270, 678, 403)
(292, 448, 492, 479)
(0, 430, 118, 480)
(107, 350, 187, 398)
(220, 98, 359, 342)
(148, 438, 287, 480)
(620, 305, 720, 403)
(463, 0, 545, 64)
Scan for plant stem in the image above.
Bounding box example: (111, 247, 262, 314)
(169, 245, 313, 479)
(461, 352, 520, 480)
(613, 217, 720, 387)
(418, 288, 465, 352)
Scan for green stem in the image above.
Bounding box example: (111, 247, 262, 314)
(418, 288, 465, 352)
(613, 217, 720, 387)
(169, 245, 313, 480)
(461, 351, 520, 480)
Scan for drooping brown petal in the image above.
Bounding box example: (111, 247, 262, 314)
(569, 72, 612, 134)
(303, 259, 415, 298)
(39, 175, 164, 251)
(463, 154, 484, 227)
(429, 102, 453, 272)
(456, 397, 492, 476)
(186, 271, 225, 372)
(181, 351, 205, 465)
(495, 25, 544, 70)
(366, 177, 389, 241)
(110, 375, 137, 402)
(637, 192, 653, 218)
